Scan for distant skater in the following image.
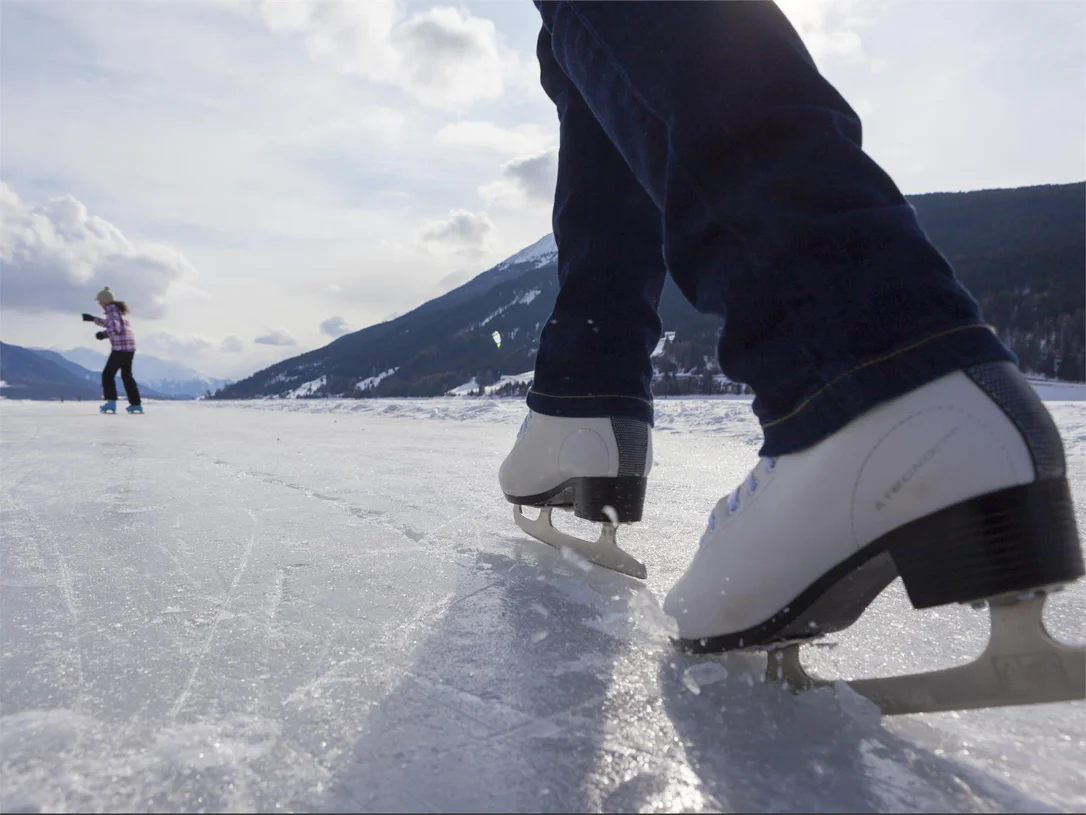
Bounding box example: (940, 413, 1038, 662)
(83, 286, 143, 415)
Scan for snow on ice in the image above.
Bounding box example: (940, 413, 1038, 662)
(1, 393, 1084, 812)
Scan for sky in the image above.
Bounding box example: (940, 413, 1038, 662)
(1, 0, 1083, 381)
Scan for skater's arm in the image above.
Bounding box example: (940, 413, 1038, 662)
(98, 309, 121, 337)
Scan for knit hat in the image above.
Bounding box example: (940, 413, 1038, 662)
(95, 286, 115, 305)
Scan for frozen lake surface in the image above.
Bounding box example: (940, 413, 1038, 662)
(2, 396, 1084, 812)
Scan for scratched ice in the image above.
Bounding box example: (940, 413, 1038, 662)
(1, 392, 1084, 813)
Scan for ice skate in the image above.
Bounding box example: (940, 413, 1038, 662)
(126, 405, 144, 414)
(501, 411, 651, 578)
(665, 361, 1084, 714)
(99, 400, 117, 414)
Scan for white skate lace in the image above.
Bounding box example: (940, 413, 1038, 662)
(727, 456, 777, 514)
(700, 456, 778, 548)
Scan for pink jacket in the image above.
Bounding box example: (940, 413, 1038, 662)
(93, 304, 136, 352)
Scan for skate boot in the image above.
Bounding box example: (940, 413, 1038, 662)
(665, 361, 1084, 714)
(500, 411, 651, 578)
(99, 400, 117, 414)
(126, 404, 144, 414)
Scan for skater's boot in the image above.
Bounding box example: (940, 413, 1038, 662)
(665, 361, 1084, 653)
(99, 400, 117, 414)
(501, 411, 652, 521)
(126, 404, 144, 414)
(500, 411, 652, 577)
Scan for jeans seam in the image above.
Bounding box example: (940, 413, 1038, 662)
(762, 323, 992, 430)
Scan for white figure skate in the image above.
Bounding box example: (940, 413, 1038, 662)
(500, 411, 651, 578)
(665, 361, 1084, 714)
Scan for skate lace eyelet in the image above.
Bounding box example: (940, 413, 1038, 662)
(744, 470, 759, 496)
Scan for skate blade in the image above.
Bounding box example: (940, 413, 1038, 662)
(512, 506, 647, 580)
(767, 592, 1085, 715)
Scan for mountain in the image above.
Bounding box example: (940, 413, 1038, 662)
(55, 348, 232, 398)
(0, 343, 177, 400)
(417, 233, 557, 319)
(907, 184, 1085, 381)
(214, 237, 560, 400)
(215, 182, 1085, 400)
(30, 349, 99, 385)
(1, 342, 107, 400)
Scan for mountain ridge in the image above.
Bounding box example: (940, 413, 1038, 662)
(53, 348, 232, 398)
(214, 182, 1086, 400)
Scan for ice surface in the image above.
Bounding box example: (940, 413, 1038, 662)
(1, 397, 1083, 813)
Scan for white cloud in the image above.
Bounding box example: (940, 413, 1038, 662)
(435, 268, 474, 293)
(391, 7, 505, 108)
(254, 328, 298, 346)
(299, 106, 408, 148)
(320, 315, 353, 337)
(221, 335, 245, 353)
(479, 149, 558, 208)
(248, 1, 507, 110)
(417, 209, 495, 257)
(127, 331, 249, 377)
(776, 0, 882, 66)
(0, 183, 201, 317)
(140, 332, 218, 359)
(435, 121, 554, 155)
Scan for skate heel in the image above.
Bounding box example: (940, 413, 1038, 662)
(573, 477, 647, 523)
(888, 478, 1083, 609)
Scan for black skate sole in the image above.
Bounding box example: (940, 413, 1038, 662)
(676, 478, 1083, 654)
(504, 476, 647, 523)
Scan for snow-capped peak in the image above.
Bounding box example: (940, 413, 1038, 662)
(495, 233, 557, 272)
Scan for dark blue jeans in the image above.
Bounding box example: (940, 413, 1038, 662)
(526, 0, 1013, 456)
(102, 351, 141, 405)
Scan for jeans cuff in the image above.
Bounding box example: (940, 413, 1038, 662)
(526, 389, 655, 426)
(759, 324, 1015, 456)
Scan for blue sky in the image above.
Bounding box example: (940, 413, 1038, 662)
(1, 0, 1083, 379)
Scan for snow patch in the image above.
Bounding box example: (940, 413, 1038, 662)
(471, 289, 543, 330)
(495, 233, 557, 271)
(356, 368, 399, 392)
(1025, 377, 1086, 401)
(651, 331, 677, 358)
(285, 376, 325, 398)
(447, 371, 534, 396)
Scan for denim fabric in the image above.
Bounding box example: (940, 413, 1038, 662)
(102, 351, 141, 406)
(526, 0, 1013, 455)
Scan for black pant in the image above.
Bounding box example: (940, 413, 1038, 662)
(102, 351, 141, 405)
(528, 2, 1011, 456)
